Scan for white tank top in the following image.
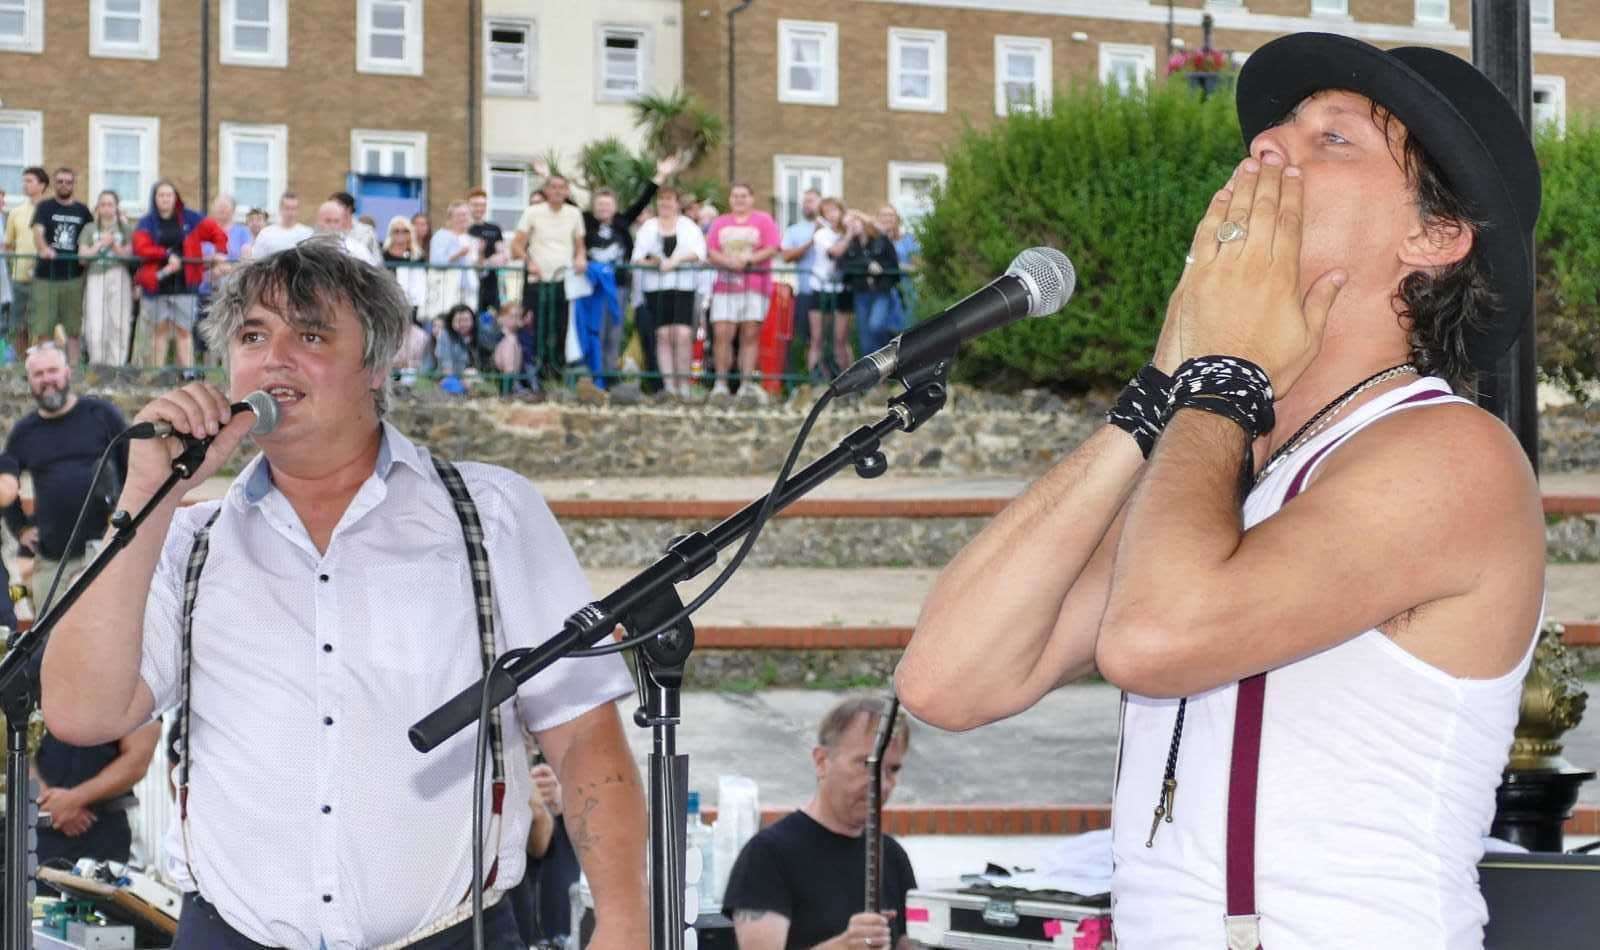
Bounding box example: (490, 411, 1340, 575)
(1110, 376, 1540, 950)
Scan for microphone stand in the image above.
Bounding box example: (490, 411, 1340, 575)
(412, 366, 953, 950)
(0, 440, 208, 950)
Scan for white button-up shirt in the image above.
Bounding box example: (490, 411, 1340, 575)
(139, 423, 634, 949)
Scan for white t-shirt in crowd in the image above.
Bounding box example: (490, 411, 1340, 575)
(515, 202, 584, 281)
(249, 223, 313, 258)
(811, 224, 842, 293)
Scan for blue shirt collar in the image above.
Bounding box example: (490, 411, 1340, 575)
(233, 421, 428, 508)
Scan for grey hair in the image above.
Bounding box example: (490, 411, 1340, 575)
(202, 236, 411, 415)
(817, 695, 912, 752)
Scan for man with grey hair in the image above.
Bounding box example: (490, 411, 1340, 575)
(39, 238, 648, 949)
(723, 695, 918, 950)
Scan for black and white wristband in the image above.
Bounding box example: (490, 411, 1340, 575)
(1107, 364, 1176, 459)
(1170, 356, 1276, 439)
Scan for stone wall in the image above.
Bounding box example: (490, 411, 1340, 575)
(4, 372, 1595, 481)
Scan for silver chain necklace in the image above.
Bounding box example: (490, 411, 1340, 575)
(1253, 362, 1418, 486)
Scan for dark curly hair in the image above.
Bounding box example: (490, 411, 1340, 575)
(1378, 106, 1498, 392)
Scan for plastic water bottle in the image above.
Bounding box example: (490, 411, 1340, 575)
(686, 791, 718, 917)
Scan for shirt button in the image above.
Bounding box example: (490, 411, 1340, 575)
(319, 574, 330, 582)
(321, 805, 332, 814)
(322, 894, 333, 903)
(323, 716, 334, 726)
(323, 644, 333, 653)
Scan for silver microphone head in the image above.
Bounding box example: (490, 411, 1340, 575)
(1006, 247, 1077, 317)
(239, 390, 281, 436)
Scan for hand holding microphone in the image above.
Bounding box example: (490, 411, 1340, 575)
(124, 385, 280, 489)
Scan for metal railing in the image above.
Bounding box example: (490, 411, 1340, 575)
(0, 251, 922, 396)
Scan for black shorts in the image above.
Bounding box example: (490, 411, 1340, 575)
(646, 289, 697, 327)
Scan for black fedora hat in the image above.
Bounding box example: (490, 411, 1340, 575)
(1236, 33, 1541, 371)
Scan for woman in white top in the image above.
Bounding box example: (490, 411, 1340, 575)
(631, 186, 707, 398)
(427, 200, 479, 316)
(808, 197, 853, 381)
(79, 190, 135, 365)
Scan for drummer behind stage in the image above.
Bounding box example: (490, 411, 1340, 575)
(38, 237, 647, 949)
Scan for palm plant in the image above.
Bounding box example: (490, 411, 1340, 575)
(631, 88, 726, 167)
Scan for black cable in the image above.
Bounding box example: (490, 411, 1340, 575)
(36, 431, 129, 620)
(569, 387, 835, 659)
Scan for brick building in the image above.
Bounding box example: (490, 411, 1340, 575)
(0, 0, 471, 223)
(684, 0, 1600, 228)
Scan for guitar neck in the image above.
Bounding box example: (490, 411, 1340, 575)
(865, 693, 900, 914)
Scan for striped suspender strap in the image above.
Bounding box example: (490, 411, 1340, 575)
(176, 509, 221, 889)
(1223, 387, 1455, 949)
(429, 456, 509, 890)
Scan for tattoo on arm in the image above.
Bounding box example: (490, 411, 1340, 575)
(570, 796, 602, 856)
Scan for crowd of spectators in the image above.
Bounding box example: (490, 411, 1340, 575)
(0, 160, 922, 401)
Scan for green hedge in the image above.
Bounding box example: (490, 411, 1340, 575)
(915, 80, 1598, 394)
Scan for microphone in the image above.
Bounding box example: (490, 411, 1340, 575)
(126, 390, 281, 441)
(829, 247, 1075, 396)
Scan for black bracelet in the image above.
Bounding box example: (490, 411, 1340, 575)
(1170, 356, 1276, 439)
(1107, 363, 1175, 458)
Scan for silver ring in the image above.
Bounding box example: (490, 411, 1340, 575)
(1184, 253, 1197, 265)
(1216, 220, 1248, 243)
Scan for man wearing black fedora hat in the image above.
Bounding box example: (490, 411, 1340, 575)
(899, 32, 1545, 949)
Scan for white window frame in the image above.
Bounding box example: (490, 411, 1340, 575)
(1310, 0, 1349, 17)
(357, 0, 423, 77)
(484, 17, 535, 97)
(219, 122, 287, 221)
(773, 154, 843, 231)
(484, 159, 533, 233)
(88, 114, 160, 214)
(1098, 43, 1155, 94)
(596, 25, 650, 103)
(221, 0, 287, 68)
(1413, 0, 1451, 26)
(888, 28, 947, 114)
(887, 161, 946, 224)
(1532, 75, 1566, 135)
(90, 0, 159, 60)
(1531, 0, 1555, 32)
(0, 0, 43, 54)
(350, 129, 428, 179)
(994, 35, 1052, 117)
(778, 19, 839, 107)
(0, 110, 42, 209)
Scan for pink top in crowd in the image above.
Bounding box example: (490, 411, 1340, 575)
(706, 211, 780, 296)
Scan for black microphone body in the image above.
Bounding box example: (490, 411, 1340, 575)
(830, 247, 1074, 396)
(123, 390, 280, 478)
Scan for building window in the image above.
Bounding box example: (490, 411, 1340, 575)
(1099, 43, 1154, 94)
(773, 155, 842, 230)
(485, 18, 534, 96)
(888, 162, 945, 225)
(597, 26, 649, 102)
(995, 36, 1051, 117)
(0, 110, 42, 204)
(1311, 0, 1348, 15)
(351, 130, 427, 178)
(888, 28, 946, 113)
(486, 162, 532, 232)
(1414, 0, 1450, 24)
(358, 0, 423, 76)
(0, 0, 42, 53)
(89, 115, 159, 213)
(778, 19, 838, 107)
(91, 0, 159, 60)
(1533, 76, 1566, 135)
(220, 123, 287, 217)
(1531, 0, 1554, 31)
(222, 0, 287, 67)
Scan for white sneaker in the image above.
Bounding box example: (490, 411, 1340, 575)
(711, 381, 731, 396)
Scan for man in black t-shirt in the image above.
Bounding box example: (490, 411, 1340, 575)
(0, 343, 128, 613)
(30, 167, 93, 365)
(723, 696, 917, 950)
(468, 188, 507, 317)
